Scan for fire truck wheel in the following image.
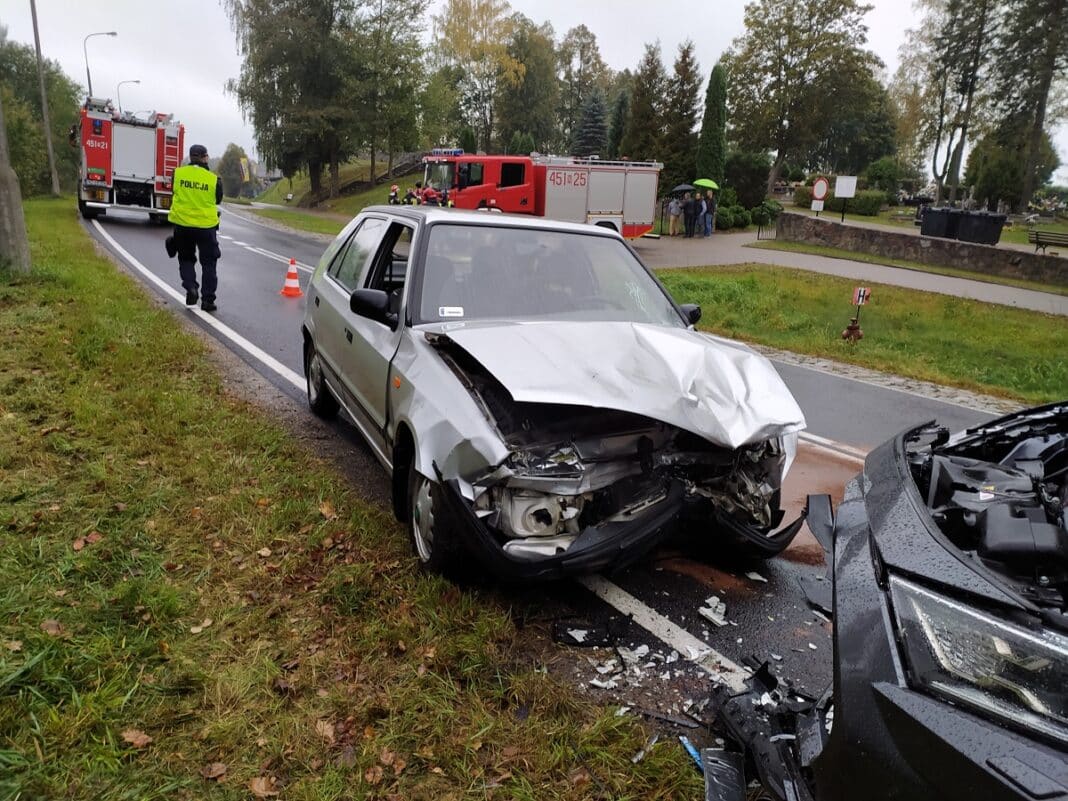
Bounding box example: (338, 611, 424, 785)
(78, 201, 99, 221)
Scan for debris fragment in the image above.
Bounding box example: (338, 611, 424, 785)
(745, 570, 768, 583)
(678, 735, 704, 771)
(552, 619, 613, 647)
(808, 643, 818, 651)
(698, 596, 728, 627)
(631, 733, 659, 763)
(589, 677, 618, 690)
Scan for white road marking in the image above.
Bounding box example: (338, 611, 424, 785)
(233, 240, 249, 246)
(577, 575, 749, 692)
(219, 235, 233, 240)
(90, 220, 306, 393)
(798, 431, 867, 463)
(93, 216, 876, 695)
(243, 244, 315, 273)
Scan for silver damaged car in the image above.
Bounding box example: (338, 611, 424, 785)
(301, 207, 807, 579)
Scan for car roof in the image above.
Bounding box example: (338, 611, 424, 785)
(360, 205, 623, 238)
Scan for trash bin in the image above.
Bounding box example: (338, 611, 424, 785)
(920, 206, 949, 237)
(957, 211, 1007, 245)
(944, 208, 963, 239)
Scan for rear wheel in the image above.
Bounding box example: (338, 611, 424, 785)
(407, 464, 467, 578)
(305, 343, 339, 419)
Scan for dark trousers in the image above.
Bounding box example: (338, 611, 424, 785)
(174, 225, 219, 301)
(684, 213, 696, 237)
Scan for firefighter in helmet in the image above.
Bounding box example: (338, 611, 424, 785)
(167, 144, 223, 311)
(388, 184, 400, 205)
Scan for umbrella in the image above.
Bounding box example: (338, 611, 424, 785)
(671, 183, 695, 193)
(694, 178, 719, 190)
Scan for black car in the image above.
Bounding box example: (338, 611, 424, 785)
(710, 402, 1068, 801)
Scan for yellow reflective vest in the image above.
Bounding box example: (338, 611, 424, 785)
(169, 165, 219, 228)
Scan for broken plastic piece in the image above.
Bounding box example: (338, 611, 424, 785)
(552, 619, 614, 647)
(702, 748, 746, 801)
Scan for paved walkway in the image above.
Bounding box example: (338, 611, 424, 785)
(632, 231, 1068, 316)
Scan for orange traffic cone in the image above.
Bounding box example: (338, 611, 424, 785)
(280, 258, 303, 297)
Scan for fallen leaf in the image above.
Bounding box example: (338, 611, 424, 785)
(310, 757, 324, 771)
(200, 762, 227, 780)
(392, 757, 406, 776)
(257, 547, 272, 558)
(256, 737, 268, 748)
(364, 765, 383, 785)
(248, 776, 280, 797)
(430, 766, 445, 775)
(86, 531, 103, 545)
(4, 640, 22, 652)
(379, 747, 395, 766)
(363, 725, 375, 740)
(121, 728, 153, 749)
(54, 589, 67, 597)
(570, 767, 591, 787)
(256, 497, 271, 508)
(486, 771, 512, 788)
(501, 746, 519, 759)
(314, 719, 335, 744)
(72, 538, 85, 552)
(40, 619, 64, 636)
(337, 744, 357, 768)
(272, 677, 294, 696)
(423, 646, 436, 660)
(189, 618, 213, 634)
(396, 640, 406, 653)
(113, 502, 127, 512)
(319, 501, 337, 520)
(298, 523, 314, 535)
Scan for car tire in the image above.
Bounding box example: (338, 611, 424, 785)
(407, 464, 467, 578)
(305, 344, 339, 419)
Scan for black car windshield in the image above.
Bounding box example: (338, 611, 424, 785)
(418, 224, 685, 326)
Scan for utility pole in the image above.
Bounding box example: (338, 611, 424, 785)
(0, 91, 32, 273)
(30, 0, 61, 196)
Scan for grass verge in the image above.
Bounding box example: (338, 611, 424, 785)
(257, 161, 370, 206)
(251, 207, 348, 237)
(656, 263, 1067, 404)
(747, 239, 1068, 295)
(0, 197, 700, 800)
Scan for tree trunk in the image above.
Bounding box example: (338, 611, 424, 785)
(307, 159, 323, 201)
(329, 157, 339, 199)
(1016, 3, 1062, 212)
(369, 142, 377, 186)
(766, 152, 786, 198)
(0, 92, 31, 272)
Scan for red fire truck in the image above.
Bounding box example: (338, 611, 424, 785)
(74, 97, 184, 222)
(421, 149, 662, 238)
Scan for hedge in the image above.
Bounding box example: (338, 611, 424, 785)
(791, 186, 887, 216)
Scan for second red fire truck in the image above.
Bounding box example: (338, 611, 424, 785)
(422, 149, 662, 238)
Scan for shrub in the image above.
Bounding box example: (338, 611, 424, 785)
(724, 151, 771, 208)
(789, 167, 806, 182)
(865, 155, 901, 195)
(793, 185, 813, 206)
(762, 199, 784, 219)
(715, 207, 734, 229)
(792, 186, 886, 216)
(732, 207, 752, 227)
(718, 186, 739, 208)
(750, 206, 771, 227)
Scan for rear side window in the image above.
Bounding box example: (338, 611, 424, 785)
(500, 162, 525, 187)
(328, 218, 386, 290)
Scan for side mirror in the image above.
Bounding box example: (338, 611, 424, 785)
(350, 288, 398, 329)
(680, 303, 701, 325)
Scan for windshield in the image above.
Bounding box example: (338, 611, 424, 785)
(424, 162, 455, 192)
(417, 224, 685, 327)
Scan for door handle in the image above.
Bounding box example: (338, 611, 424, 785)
(345, 328, 353, 343)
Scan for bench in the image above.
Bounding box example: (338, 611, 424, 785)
(1027, 229, 1068, 253)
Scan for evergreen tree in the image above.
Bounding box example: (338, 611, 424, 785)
(607, 89, 629, 159)
(696, 61, 727, 184)
(660, 41, 701, 191)
(556, 25, 610, 152)
(571, 88, 608, 156)
(496, 17, 559, 152)
(619, 43, 666, 161)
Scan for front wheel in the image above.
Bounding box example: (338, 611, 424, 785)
(305, 344, 339, 419)
(407, 464, 467, 578)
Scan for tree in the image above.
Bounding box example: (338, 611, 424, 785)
(458, 126, 477, 153)
(433, 0, 522, 152)
(722, 0, 881, 194)
(992, 0, 1068, 210)
(724, 150, 771, 208)
(0, 87, 31, 273)
(419, 65, 465, 149)
(0, 27, 81, 194)
(864, 155, 902, 195)
(217, 143, 251, 197)
(606, 89, 628, 159)
(965, 117, 1060, 210)
(571, 88, 607, 156)
(225, 0, 357, 199)
(496, 16, 558, 152)
(696, 62, 727, 185)
(659, 41, 701, 192)
(806, 68, 896, 173)
(556, 25, 610, 152)
(619, 43, 666, 161)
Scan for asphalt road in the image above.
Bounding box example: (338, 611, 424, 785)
(86, 207, 997, 711)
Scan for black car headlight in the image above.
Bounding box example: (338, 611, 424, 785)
(890, 575, 1068, 743)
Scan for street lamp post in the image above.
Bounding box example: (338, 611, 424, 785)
(82, 31, 117, 98)
(116, 80, 140, 114)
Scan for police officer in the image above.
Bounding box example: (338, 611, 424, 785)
(169, 144, 223, 311)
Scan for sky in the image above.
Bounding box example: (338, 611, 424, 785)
(4, 0, 1067, 183)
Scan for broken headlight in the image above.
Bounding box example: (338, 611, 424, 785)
(890, 575, 1068, 744)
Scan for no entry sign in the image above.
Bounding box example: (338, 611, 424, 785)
(812, 177, 830, 201)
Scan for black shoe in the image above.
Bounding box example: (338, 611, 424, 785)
(201, 300, 217, 312)
(185, 289, 199, 306)
(165, 235, 177, 258)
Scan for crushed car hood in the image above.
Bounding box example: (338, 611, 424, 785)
(427, 320, 806, 449)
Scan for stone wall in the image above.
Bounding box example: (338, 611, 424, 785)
(775, 211, 1068, 288)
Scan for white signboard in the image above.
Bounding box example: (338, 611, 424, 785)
(811, 200, 824, 212)
(835, 175, 858, 199)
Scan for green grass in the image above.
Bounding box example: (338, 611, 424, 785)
(656, 263, 1067, 404)
(747, 239, 1068, 295)
(256, 161, 371, 206)
(0, 197, 701, 800)
(998, 220, 1068, 245)
(223, 196, 252, 206)
(319, 180, 399, 217)
(250, 207, 347, 237)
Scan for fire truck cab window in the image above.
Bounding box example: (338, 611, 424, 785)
(458, 162, 483, 189)
(500, 162, 525, 187)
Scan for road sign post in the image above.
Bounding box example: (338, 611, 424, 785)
(835, 176, 857, 223)
(842, 286, 870, 343)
